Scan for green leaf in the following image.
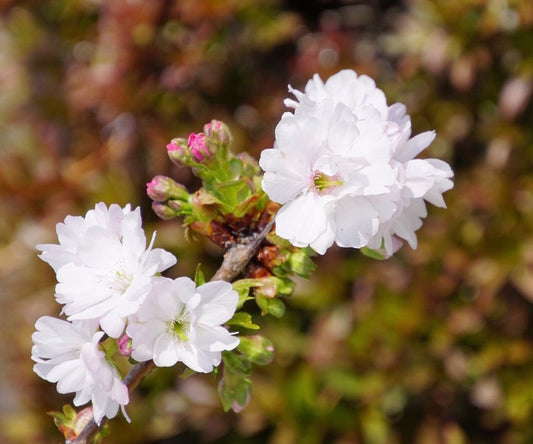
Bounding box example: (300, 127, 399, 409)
(214, 178, 251, 208)
(232, 279, 262, 309)
(227, 312, 260, 330)
(256, 295, 286, 318)
(194, 264, 206, 286)
(232, 192, 261, 218)
(217, 373, 252, 412)
(289, 250, 316, 278)
(218, 351, 253, 412)
(223, 350, 252, 374)
(228, 156, 244, 178)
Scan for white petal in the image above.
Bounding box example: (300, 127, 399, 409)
(172, 276, 198, 306)
(395, 131, 436, 162)
(334, 197, 380, 248)
(275, 193, 333, 249)
(153, 334, 179, 367)
(98, 313, 126, 338)
(129, 318, 165, 355)
(309, 229, 336, 255)
(260, 149, 309, 204)
(143, 247, 177, 273)
(196, 325, 240, 352)
(195, 281, 239, 326)
(404, 159, 438, 198)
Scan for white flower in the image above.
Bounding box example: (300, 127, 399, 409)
(31, 316, 129, 425)
(260, 70, 453, 256)
(126, 277, 240, 373)
(36, 203, 177, 337)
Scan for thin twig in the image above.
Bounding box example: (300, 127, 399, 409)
(71, 218, 274, 444)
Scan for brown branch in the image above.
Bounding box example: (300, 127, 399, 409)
(71, 218, 274, 444)
(211, 218, 275, 282)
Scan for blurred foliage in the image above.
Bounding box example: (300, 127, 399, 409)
(2, 0, 533, 443)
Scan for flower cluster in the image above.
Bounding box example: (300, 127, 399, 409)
(32, 203, 239, 425)
(260, 70, 454, 256)
(32, 70, 455, 440)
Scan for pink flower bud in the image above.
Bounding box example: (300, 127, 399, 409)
(146, 175, 188, 202)
(204, 119, 232, 145)
(166, 138, 188, 166)
(117, 334, 132, 357)
(152, 201, 178, 220)
(187, 133, 210, 162)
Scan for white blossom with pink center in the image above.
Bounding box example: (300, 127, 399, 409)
(260, 70, 453, 256)
(127, 276, 239, 373)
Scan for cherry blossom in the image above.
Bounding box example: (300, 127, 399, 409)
(31, 316, 129, 425)
(36, 203, 177, 337)
(260, 70, 453, 256)
(127, 277, 240, 373)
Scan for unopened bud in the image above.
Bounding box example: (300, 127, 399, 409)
(152, 201, 178, 220)
(231, 393, 251, 413)
(146, 175, 189, 202)
(203, 119, 232, 145)
(187, 133, 210, 162)
(166, 138, 188, 166)
(117, 334, 132, 357)
(238, 335, 275, 366)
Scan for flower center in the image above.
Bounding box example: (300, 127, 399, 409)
(312, 171, 343, 193)
(111, 270, 133, 293)
(101, 267, 134, 295)
(168, 309, 191, 342)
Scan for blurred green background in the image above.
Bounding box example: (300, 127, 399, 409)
(2, 0, 533, 443)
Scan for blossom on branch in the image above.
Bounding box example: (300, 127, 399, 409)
(31, 316, 129, 425)
(36, 203, 177, 337)
(127, 277, 240, 373)
(259, 69, 453, 256)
